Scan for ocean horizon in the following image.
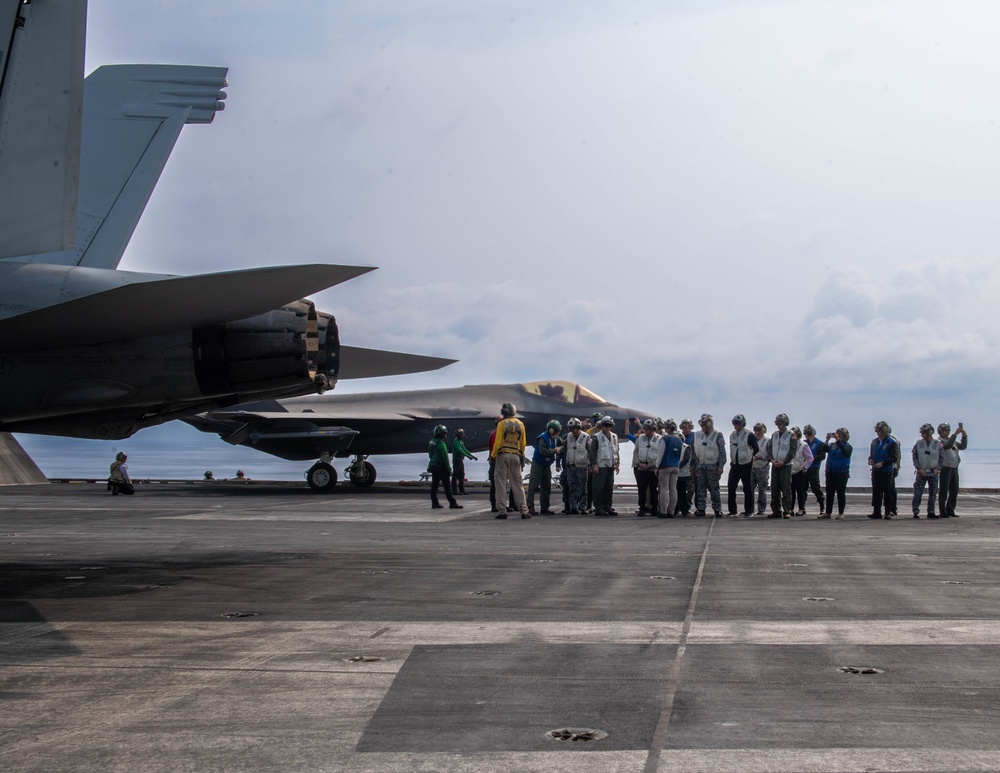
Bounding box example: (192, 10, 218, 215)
(14, 426, 1000, 489)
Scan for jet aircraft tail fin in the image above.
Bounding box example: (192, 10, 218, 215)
(65, 64, 228, 269)
(0, 3, 227, 270)
(0, 0, 87, 260)
(337, 345, 456, 380)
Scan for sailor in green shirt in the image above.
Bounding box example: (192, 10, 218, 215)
(451, 428, 478, 495)
(428, 425, 462, 510)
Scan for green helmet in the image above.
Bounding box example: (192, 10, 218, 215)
(434, 424, 447, 438)
(501, 402, 516, 417)
(546, 420, 562, 432)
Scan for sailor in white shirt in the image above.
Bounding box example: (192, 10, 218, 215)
(631, 419, 662, 516)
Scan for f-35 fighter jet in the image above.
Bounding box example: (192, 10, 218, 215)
(185, 380, 657, 491)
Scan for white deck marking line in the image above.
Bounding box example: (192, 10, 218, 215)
(644, 515, 716, 773)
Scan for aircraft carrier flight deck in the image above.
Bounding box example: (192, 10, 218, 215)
(3, 482, 1000, 773)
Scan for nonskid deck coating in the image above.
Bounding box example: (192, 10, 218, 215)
(1, 483, 999, 772)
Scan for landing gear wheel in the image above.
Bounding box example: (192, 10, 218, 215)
(349, 461, 377, 488)
(307, 462, 338, 492)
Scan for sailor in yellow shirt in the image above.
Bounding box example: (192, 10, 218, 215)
(490, 402, 530, 519)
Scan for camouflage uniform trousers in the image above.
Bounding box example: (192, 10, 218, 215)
(912, 472, 939, 516)
(751, 465, 769, 514)
(566, 466, 588, 512)
(695, 463, 722, 514)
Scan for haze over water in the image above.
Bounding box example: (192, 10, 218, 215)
(17, 425, 1000, 489)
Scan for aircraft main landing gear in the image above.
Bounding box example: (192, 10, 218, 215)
(306, 454, 338, 492)
(347, 455, 377, 488)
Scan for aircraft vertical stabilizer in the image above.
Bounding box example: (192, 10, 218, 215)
(69, 65, 229, 270)
(0, 0, 86, 259)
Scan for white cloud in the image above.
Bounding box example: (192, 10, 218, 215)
(66, 1, 1000, 448)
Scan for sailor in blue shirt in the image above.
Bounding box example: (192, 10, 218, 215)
(868, 420, 897, 519)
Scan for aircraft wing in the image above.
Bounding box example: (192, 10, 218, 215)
(338, 345, 456, 379)
(0, 263, 373, 350)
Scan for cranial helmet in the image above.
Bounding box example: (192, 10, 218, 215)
(874, 420, 890, 433)
(567, 418, 582, 429)
(919, 422, 934, 436)
(591, 412, 603, 422)
(836, 427, 851, 441)
(938, 422, 951, 434)
(547, 420, 562, 432)
(699, 413, 713, 427)
(791, 426, 802, 438)
(732, 414, 746, 426)
(434, 424, 448, 438)
(774, 413, 789, 426)
(115, 451, 127, 461)
(455, 428, 465, 438)
(665, 419, 677, 432)
(501, 402, 516, 417)
(753, 422, 767, 433)
(600, 416, 615, 427)
(642, 419, 656, 430)
(803, 424, 816, 436)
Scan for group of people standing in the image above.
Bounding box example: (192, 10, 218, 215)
(644, 414, 967, 520)
(430, 406, 970, 522)
(638, 414, 967, 521)
(627, 412, 862, 520)
(867, 420, 968, 519)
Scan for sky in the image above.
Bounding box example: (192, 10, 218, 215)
(58, 0, 1000, 454)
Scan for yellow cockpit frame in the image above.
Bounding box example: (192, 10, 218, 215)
(519, 381, 609, 407)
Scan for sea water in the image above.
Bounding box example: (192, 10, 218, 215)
(15, 427, 1000, 488)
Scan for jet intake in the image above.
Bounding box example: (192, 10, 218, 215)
(193, 300, 339, 401)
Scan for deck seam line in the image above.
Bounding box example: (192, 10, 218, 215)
(644, 515, 716, 772)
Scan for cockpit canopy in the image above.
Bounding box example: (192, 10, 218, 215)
(519, 380, 609, 407)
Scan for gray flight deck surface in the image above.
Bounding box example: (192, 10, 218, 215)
(2, 483, 1000, 772)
